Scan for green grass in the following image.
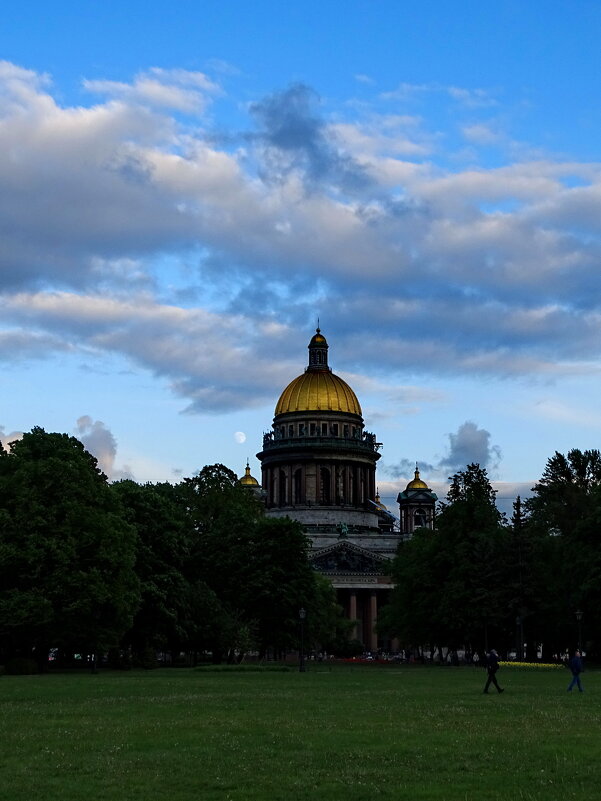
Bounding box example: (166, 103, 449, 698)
(0, 665, 599, 800)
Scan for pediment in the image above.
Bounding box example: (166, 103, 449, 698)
(310, 541, 391, 576)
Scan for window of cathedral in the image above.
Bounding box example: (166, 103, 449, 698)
(299, 423, 305, 436)
(344, 424, 349, 438)
(310, 422, 316, 436)
(288, 424, 294, 437)
(331, 423, 339, 436)
(414, 508, 427, 528)
(321, 422, 327, 436)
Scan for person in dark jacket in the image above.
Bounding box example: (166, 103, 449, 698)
(483, 649, 504, 694)
(567, 650, 584, 692)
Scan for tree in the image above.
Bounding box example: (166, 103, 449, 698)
(305, 572, 353, 656)
(526, 449, 601, 656)
(431, 464, 508, 649)
(111, 480, 194, 663)
(179, 464, 319, 659)
(381, 525, 447, 655)
(385, 464, 509, 654)
(0, 427, 140, 666)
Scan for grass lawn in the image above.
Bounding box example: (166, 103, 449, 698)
(0, 664, 599, 800)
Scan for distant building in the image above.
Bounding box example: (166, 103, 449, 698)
(244, 328, 435, 650)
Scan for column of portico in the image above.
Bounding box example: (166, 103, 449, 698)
(349, 590, 357, 640)
(368, 591, 378, 652)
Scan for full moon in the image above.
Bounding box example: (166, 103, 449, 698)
(234, 431, 246, 444)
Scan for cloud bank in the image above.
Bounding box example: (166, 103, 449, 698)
(2, 62, 601, 414)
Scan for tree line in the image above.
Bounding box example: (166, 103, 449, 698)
(2, 427, 599, 670)
(381, 452, 601, 660)
(0, 427, 347, 670)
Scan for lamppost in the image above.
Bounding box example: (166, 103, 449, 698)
(515, 616, 522, 662)
(299, 608, 306, 673)
(575, 609, 583, 652)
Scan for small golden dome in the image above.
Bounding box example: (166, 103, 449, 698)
(239, 461, 260, 487)
(375, 490, 387, 510)
(406, 465, 428, 490)
(275, 370, 362, 416)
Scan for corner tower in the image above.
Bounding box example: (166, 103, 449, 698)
(397, 466, 437, 538)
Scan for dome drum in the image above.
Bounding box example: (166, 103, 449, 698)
(260, 428, 381, 458)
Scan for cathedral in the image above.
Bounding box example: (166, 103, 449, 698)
(243, 328, 437, 651)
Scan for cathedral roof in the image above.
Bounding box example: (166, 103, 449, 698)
(274, 328, 362, 417)
(275, 370, 362, 415)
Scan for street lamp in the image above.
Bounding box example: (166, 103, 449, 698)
(515, 616, 522, 662)
(575, 609, 583, 652)
(299, 608, 306, 673)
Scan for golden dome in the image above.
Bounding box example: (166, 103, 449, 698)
(406, 465, 428, 490)
(239, 461, 260, 487)
(310, 330, 327, 345)
(274, 327, 362, 416)
(275, 370, 362, 416)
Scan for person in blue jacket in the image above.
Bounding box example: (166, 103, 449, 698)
(567, 650, 584, 692)
(483, 649, 504, 694)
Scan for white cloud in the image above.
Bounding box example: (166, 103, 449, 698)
(532, 399, 601, 429)
(0, 425, 23, 451)
(381, 81, 497, 108)
(75, 415, 133, 480)
(83, 68, 221, 113)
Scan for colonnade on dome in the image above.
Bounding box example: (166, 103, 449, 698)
(262, 459, 375, 510)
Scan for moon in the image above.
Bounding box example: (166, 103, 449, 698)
(234, 431, 247, 444)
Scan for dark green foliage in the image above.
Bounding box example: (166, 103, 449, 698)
(526, 449, 601, 656)
(179, 466, 318, 658)
(305, 572, 353, 653)
(111, 480, 194, 659)
(0, 427, 140, 665)
(0, 446, 322, 666)
(4, 657, 39, 675)
(385, 452, 601, 658)
(385, 464, 509, 651)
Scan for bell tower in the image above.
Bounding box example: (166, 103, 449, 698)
(396, 465, 437, 538)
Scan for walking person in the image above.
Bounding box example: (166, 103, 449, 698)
(483, 649, 504, 694)
(567, 650, 584, 692)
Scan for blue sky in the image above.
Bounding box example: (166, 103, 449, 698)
(2, 1, 601, 512)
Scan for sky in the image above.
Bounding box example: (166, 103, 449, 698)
(2, 0, 601, 514)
